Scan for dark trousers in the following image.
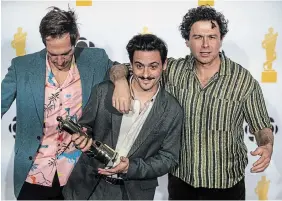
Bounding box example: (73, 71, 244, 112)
(168, 174, 245, 200)
(17, 172, 64, 200)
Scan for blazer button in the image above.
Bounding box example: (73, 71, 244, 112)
(37, 136, 41, 140)
(29, 156, 32, 160)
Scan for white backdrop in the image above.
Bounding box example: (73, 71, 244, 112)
(1, 1, 282, 200)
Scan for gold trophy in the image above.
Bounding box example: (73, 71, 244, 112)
(262, 27, 278, 83)
(11, 27, 27, 56)
(57, 116, 118, 167)
(255, 176, 270, 200)
(198, 0, 214, 6)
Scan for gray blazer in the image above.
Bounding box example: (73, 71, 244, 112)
(63, 80, 184, 200)
(1, 47, 112, 198)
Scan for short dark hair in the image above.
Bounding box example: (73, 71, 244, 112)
(179, 6, 229, 40)
(39, 7, 79, 46)
(126, 34, 168, 64)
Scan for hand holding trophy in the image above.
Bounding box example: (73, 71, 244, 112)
(56, 116, 118, 167)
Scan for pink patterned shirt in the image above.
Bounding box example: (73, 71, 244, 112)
(26, 57, 82, 186)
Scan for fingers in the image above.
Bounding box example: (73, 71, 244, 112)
(250, 147, 262, 156)
(251, 157, 270, 173)
(81, 138, 93, 152)
(98, 167, 118, 176)
(72, 134, 92, 151)
(120, 156, 128, 162)
(251, 148, 271, 173)
(112, 79, 131, 114)
(113, 97, 130, 114)
(71, 133, 80, 141)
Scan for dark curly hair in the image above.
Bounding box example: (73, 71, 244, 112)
(179, 6, 228, 40)
(126, 34, 168, 65)
(39, 7, 79, 46)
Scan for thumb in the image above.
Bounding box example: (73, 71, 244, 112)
(120, 156, 127, 162)
(250, 147, 262, 156)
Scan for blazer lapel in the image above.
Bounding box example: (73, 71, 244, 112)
(74, 48, 94, 109)
(111, 112, 123, 149)
(28, 49, 46, 126)
(127, 88, 166, 157)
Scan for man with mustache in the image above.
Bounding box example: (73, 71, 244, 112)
(109, 5, 273, 200)
(62, 34, 184, 200)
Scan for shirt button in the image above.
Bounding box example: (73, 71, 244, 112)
(60, 103, 62, 106)
(29, 156, 32, 160)
(60, 88, 62, 91)
(37, 136, 41, 140)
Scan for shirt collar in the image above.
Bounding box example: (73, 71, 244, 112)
(185, 51, 231, 76)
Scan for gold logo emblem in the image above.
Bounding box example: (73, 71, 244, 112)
(141, 26, 152, 35)
(262, 27, 278, 83)
(76, 0, 92, 6)
(255, 176, 270, 200)
(11, 27, 27, 56)
(198, 0, 214, 6)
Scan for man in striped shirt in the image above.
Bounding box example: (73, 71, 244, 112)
(110, 5, 273, 200)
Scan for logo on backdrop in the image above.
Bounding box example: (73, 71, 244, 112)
(255, 176, 270, 200)
(76, 37, 95, 48)
(261, 27, 278, 83)
(76, 0, 92, 6)
(8, 116, 17, 139)
(244, 117, 278, 143)
(11, 27, 27, 56)
(141, 26, 152, 35)
(198, 0, 214, 6)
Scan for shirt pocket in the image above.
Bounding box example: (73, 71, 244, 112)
(208, 96, 241, 132)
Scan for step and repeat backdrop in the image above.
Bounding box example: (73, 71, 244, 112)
(1, 1, 282, 200)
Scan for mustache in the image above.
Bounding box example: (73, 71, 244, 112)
(138, 76, 155, 80)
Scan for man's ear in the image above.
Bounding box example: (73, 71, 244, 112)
(75, 33, 80, 44)
(185, 40, 190, 48)
(220, 36, 224, 48)
(163, 59, 168, 71)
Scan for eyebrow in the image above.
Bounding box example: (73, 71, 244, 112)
(192, 34, 218, 37)
(48, 48, 73, 56)
(134, 61, 160, 66)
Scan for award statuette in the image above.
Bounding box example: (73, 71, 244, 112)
(56, 116, 118, 167)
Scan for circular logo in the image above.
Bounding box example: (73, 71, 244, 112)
(76, 37, 95, 48)
(8, 116, 16, 138)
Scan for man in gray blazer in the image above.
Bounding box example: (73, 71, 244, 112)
(1, 7, 112, 199)
(62, 34, 183, 200)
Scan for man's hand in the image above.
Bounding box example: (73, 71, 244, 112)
(250, 143, 273, 173)
(98, 156, 129, 176)
(71, 133, 93, 152)
(112, 78, 131, 114)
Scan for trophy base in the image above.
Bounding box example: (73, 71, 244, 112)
(261, 71, 277, 83)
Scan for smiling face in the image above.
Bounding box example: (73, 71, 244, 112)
(132, 50, 166, 92)
(186, 20, 222, 66)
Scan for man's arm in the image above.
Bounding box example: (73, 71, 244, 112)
(110, 64, 131, 113)
(1, 59, 17, 118)
(251, 128, 273, 172)
(243, 81, 273, 173)
(71, 84, 101, 152)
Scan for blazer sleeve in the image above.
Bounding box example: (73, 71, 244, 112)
(1, 59, 17, 118)
(101, 49, 114, 81)
(78, 84, 101, 136)
(123, 109, 184, 180)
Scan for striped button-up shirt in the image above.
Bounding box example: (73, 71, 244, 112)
(163, 52, 271, 188)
